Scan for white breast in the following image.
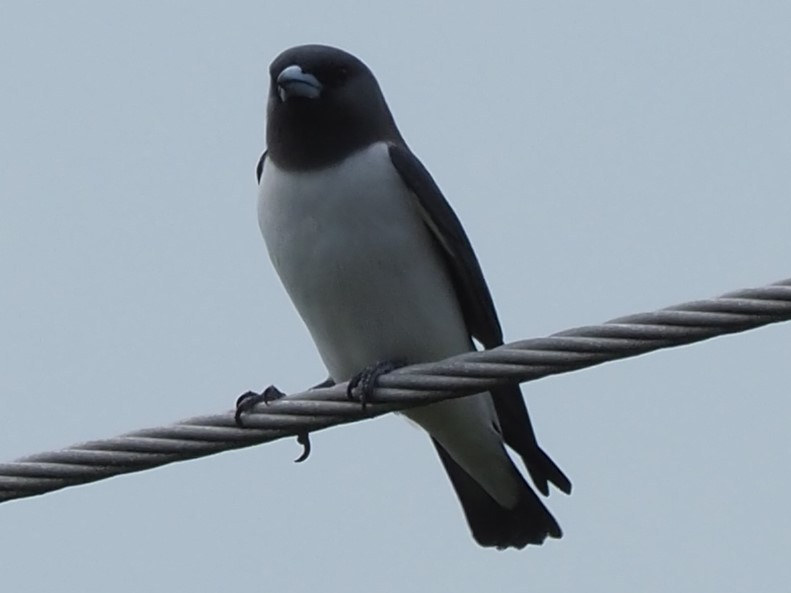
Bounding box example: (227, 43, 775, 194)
(258, 142, 520, 507)
(258, 142, 471, 381)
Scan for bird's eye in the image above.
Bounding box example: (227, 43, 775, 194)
(336, 66, 349, 82)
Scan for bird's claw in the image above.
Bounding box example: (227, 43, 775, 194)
(234, 385, 286, 427)
(346, 360, 403, 412)
(235, 385, 313, 462)
(294, 432, 311, 463)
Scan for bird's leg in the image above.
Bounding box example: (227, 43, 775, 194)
(346, 360, 404, 412)
(311, 377, 336, 390)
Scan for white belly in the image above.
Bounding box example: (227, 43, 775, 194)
(258, 142, 520, 507)
(258, 142, 471, 381)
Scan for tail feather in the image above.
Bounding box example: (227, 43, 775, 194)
(524, 445, 572, 497)
(491, 384, 572, 496)
(432, 439, 562, 550)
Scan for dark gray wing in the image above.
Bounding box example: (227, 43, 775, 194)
(256, 151, 267, 183)
(388, 143, 571, 496)
(388, 144, 502, 348)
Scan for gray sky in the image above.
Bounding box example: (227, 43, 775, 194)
(1, 2, 789, 592)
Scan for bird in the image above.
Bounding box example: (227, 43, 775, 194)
(248, 44, 571, 549)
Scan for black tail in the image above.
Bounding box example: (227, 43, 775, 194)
(491, 384, 572, 496)
(432, 439, 562, 550)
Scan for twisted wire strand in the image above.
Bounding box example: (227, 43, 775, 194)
(2, 278, 790, 503)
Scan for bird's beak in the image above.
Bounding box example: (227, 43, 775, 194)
(277, 65, 322, 101)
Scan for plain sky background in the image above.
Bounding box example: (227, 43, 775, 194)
(1, 2, 789, 592)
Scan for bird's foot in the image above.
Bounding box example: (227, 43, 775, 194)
(235, 385, 312, 462)
(235, 385, 287, 426)
(346, 360, 404, 412)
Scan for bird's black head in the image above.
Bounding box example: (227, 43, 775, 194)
(266, 45, 402, 170)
